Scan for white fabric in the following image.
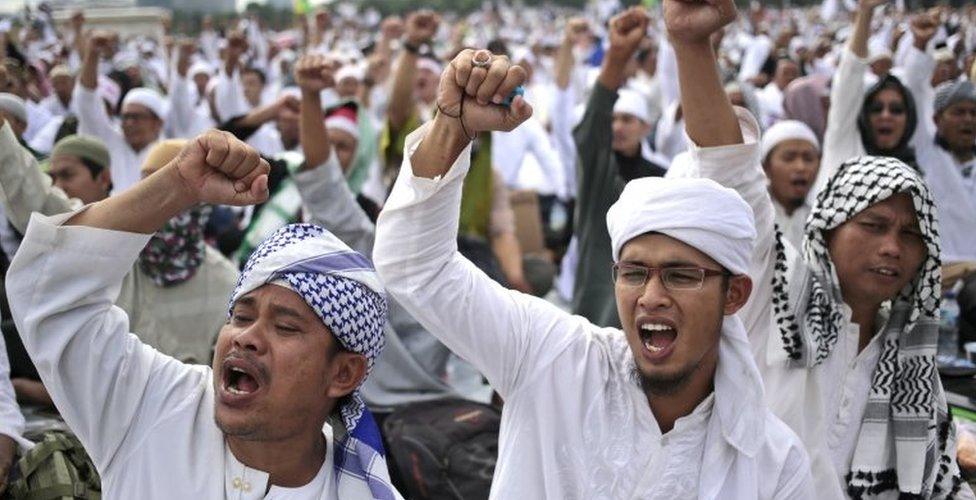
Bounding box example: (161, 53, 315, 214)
(917, 143, 976, 262)
(121, 87, 168, 121)
(756, 83, 785, 127)
(73, 84, 159, 194)
(40, 94, 72, 118)
(0, 316, 30, 451)
(607, 176, 755, 275)
(693, 108, 975, 500)
(373, 122, 815, 500)
(5, 209, 355, 499)
(0, 93, 27, 125)
(761, 120, 820, 161)
(613, 88, 651, 124)
(264, 459, 335, 499)
(325, 115, 360, 140)
(772, 200, 811, 251)
(491, 118, 568, 198)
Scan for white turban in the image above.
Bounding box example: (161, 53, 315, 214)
(188, 61, 214, 79)
(613, 89, 651, 124)
(121, 87, 168, 121)
(606, 177, 756, 275)
(760, 120, 819, 161)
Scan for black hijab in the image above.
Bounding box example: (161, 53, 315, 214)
(856, 74, 919, 169)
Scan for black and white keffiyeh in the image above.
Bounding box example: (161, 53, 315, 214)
(230, 223, 398, 500)
(770, 156, 963, 498)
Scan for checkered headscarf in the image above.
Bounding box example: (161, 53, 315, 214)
(770, 156, 962, 498)
(230, 223, 398, 500)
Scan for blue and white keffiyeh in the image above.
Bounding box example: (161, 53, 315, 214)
(230, 223, 397, 500)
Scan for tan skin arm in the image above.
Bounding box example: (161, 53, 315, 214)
(295, 54, 339, 170)
(388, 11, 439, 131)
(555, 18, 589, 90)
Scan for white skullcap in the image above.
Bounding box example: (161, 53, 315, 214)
(0, 93, 27, 125)
(613, 89, 651, 124)
(188, 61, 214, 78)
(122, 87, 168, 121)
(606, 177, 756, 275)
(325, 105, 359, 140)
(760, 120, 819, 161)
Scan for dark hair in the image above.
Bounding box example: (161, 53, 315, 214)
(856, 75, 918, 168)
(242, 67, 267, 85)
(79, 157, 106, 178)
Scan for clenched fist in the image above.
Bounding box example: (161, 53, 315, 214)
(608, 8, 649, 57)
(664, 0, 738, 46)
(170, 130, 270, 206)
(439, 49, 532, 135)
(294, 54, 339, 94)
(405, 11, 440, 46)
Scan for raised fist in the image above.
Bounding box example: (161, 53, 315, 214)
(381, 16, 405, 40)
(405, 11, 440, 46)
(664, 0, 738, 46)
(86, 30, 112, 58)
(439, 48, 532, 134)
(607, 7, 649, 57)
(315, 10, 332, 31)
(171, 130, 270, 206)
(226, 31, 248, 59)
(294, 54, 339, 93)
(858, 0, 887, 12)
(70, 10, 85, 30)
(564, 17, 591, 44)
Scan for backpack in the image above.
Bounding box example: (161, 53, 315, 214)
(382, 398, 500, 500)
(7, 430, 101, 500)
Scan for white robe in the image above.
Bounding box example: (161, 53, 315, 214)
(373, 123, 815, 500)
(7, 210, 351, 499)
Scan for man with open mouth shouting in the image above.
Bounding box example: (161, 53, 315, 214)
(5, 129, 401, 499)
(372, 1, 813, 498)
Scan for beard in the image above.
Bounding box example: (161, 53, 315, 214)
(629, 360, 699, 397)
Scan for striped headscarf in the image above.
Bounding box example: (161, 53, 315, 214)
(770, 156, 962, 498)
(230, 223, 398, 500)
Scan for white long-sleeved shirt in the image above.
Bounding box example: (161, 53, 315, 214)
(0, 327, 30, 451)
(73, 84, 158, 193)
(491, 118, 567, 199)
(373, 123, 814, 500)
(6, 209, 344, 499)
(699, 108, 974, 499)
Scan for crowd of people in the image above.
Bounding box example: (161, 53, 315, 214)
(0, 0, 976, 497)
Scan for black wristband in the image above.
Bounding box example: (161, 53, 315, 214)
(403, 40, 424, 54)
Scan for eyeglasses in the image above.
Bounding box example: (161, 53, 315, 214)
(867, 102, 906, 116)
(611, 263, 730, 291)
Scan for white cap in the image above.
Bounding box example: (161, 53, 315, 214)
(760, 120, 819, 161)
(121, 87, 168, 121)
(613, 89, 651, 124)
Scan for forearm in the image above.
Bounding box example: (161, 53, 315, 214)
(11, 378, 53, 407)
(388, 51, 419, 130)
(491, 231, 526, 286)
(597, 50, 631, 91)
(0, 122, 77, 232)
(79, 46, 98, 90)
(300, 90, 331, 168)
(674, 41, 742, 147)
(555, 38, 575, 90)
(849, 6, 874, 58)
(66, 164, 195, 234)
(235, 99, 280, 129)
(409, 114, 471, 179)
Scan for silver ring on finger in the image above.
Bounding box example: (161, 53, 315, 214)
(472, 49, 493, 69)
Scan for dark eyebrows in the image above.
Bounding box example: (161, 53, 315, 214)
(269, 304, 308, 322)
(233, 296, 257, 310)
(618, 258, 707, 268)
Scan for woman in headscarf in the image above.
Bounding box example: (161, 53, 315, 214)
(816, 0, 925, 197)
(783, 73, 830, 143)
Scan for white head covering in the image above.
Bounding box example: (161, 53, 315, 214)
(188, 61, 214, 79)
(336, 64, 364, 84)
(606, 177, 756, 275)
(0, 93, 27, 125)
(760, 120, 820, 161)
(416, 57, 443, 75)
(613, 89, 651, 124)
(121, 88, 168, 121)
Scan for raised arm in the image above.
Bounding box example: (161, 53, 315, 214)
(665, 0, 741, 147)
(167, 39, 200, 138)
(295, 54, 337, 168)
(0, 117, 77, 233)
(75, 31, 122, 147)
(555, 17, 588, 91)
(374, 49, 578, 398)
(387, 11, 439, 131)
(7, 132, 268, 471)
